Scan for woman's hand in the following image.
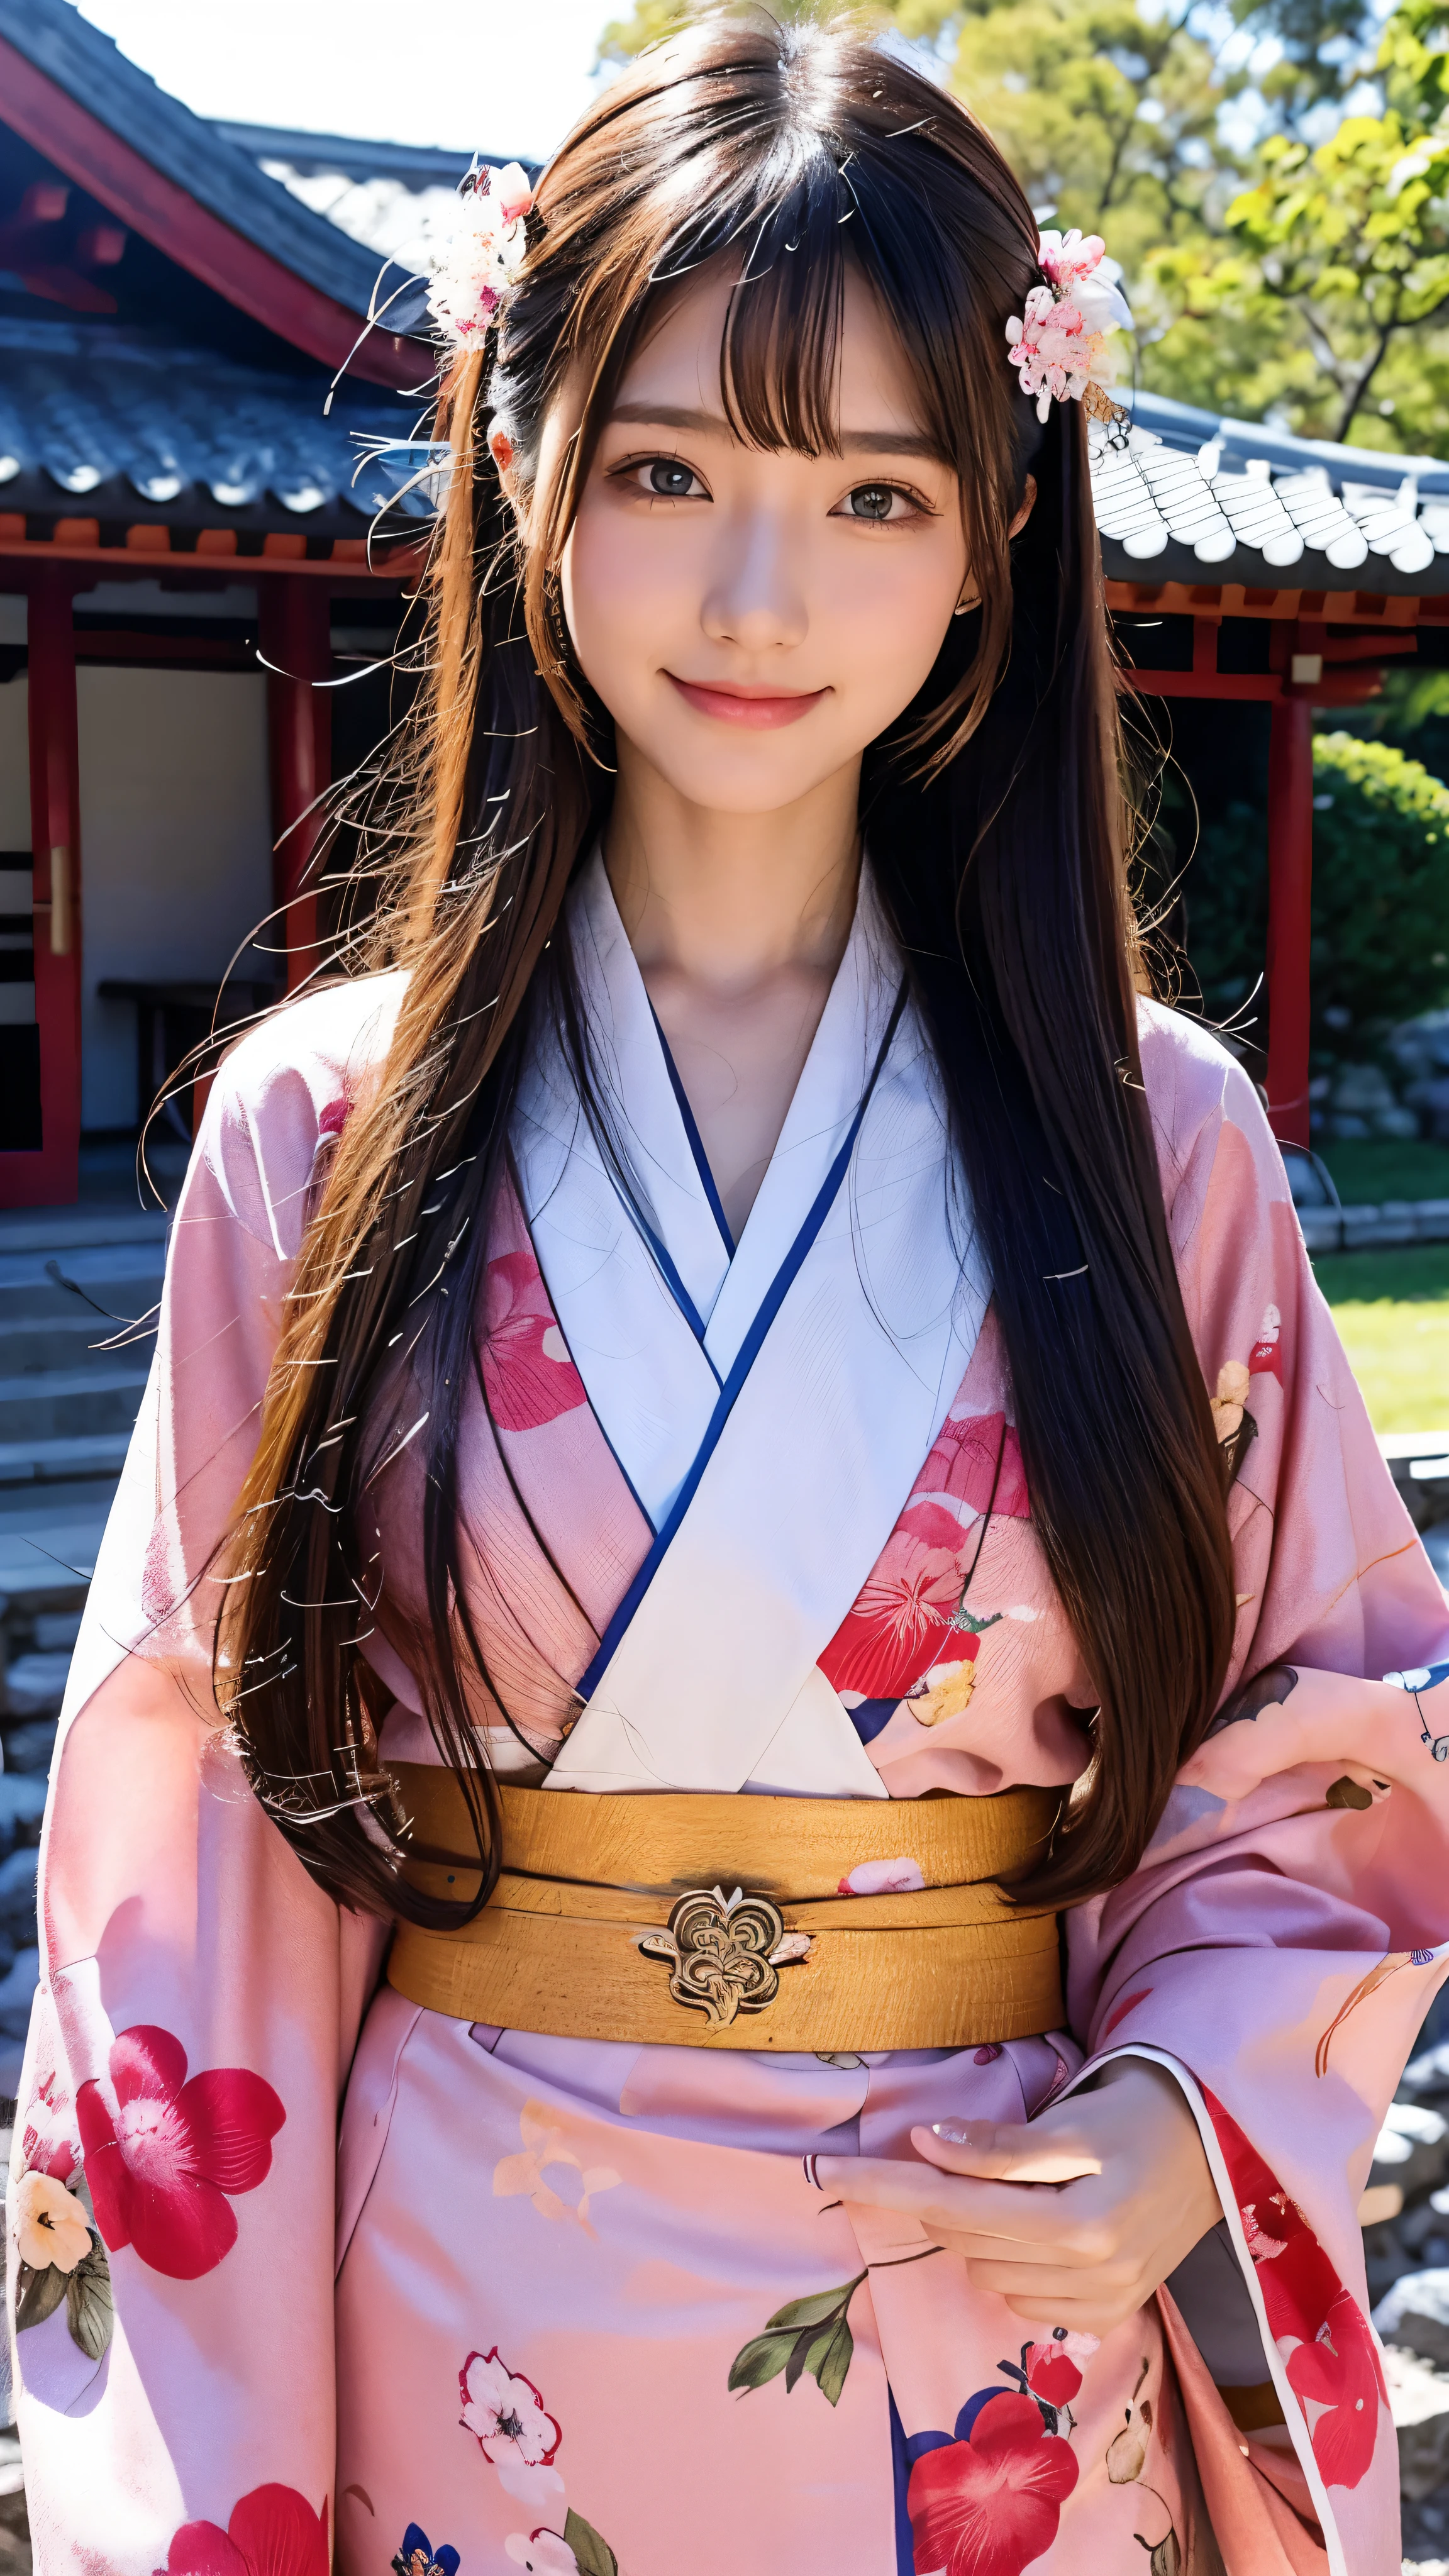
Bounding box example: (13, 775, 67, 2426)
(814, 2058, 1223, 2338)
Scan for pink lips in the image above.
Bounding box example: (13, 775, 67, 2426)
(667, 674, 828, 729)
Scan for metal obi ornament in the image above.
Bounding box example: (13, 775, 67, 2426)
(639, 1886, 812, 2029)
(428, 162, 535, 347)
(1006, 230, 1132, 425)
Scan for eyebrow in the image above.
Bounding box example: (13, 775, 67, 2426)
(606, 401, 945, 462)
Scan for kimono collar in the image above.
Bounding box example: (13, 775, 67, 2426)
(513, 849, 989, 1795)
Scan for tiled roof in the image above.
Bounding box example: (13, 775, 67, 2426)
(214, 128, 514, 287)
(0, 0, 405, 330)
(0, 316, 435, 538)
(1094, 392, 1449, 593)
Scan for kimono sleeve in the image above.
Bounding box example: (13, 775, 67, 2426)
(1066, 1006, 1449, 2576)
(11, 997, 392, 2573)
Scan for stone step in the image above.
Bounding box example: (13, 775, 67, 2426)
(0, 1311, 150, 1375)
(1301, 1197, 1449, 1253)
(0, 1432, 133, 1488)
(0, 1362, 150, 1445)
(0, 1241, 165, 1326)
(0, 1484, 114, 1606)
(0, 1204, 167, 1257)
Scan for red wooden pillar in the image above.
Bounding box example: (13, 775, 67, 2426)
(1265, 691, 1314, 1152)
(260, 577, 331, 994)
(0, 569, 82, 1209)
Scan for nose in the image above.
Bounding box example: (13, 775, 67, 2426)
(700, 505, 808, 655)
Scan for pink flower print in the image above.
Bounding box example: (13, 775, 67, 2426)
(481, 1251, 587, 1433)
(13, 2169, 92, 2274)
(819, 1541, 969, 1700)
(493, 2097, 621, 2234)
(1204, 2087, 1385, 2490)
(23, 2067, 77, 2185)
(908, 2392, 1079, 2576)
(1023, 2328, 1099, 2407)
(1248, 1302, 1283, 1382)
(75, 2025, 285, 2282)
(156, 2484, 328, 2576)
(506, 2537, 579, 2575)
(819, 1409, 1028, 1700)
(1284, 2288, 1385, 2490)
(460, 2347, 562, 2474)
(1240, 2202, 1288, 2262)
(316, 1097, 349, 1139)
(836, 1857, 927, 1897)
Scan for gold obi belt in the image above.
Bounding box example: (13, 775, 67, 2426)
(386, 1763, 1063, 2053)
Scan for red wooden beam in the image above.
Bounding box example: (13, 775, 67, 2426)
(0, 33, 416, 390)
(261, 580, 333, 996)
(1265, 693, 1314, 1152)
(0, 571, 82, 1208)
(0, 526, 424, 579)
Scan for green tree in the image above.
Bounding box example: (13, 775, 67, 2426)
(596, 0, 1449, 456)
(1181, 733, 1449, 1061)
(1144, 115, 1449, 442)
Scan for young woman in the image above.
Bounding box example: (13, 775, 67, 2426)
(13, 16, 1449, 2576)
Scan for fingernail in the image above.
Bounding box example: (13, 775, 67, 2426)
(932, 2121, 971, 2143)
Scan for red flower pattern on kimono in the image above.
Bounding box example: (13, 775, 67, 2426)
(76, 2026, 286, 2282)
(481, 1251, 587, 1433)
(155, 2484, 328, 2575)
(819, 1410, 1028, 1700)
(1021, 2333, 1096, 2407)
(907, 2392, 1079, 2576)
(1202, 2088, 1385, 2489)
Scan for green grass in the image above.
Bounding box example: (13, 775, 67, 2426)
(1311, 1242, 1449, 1433)
(1319, 1138, 1449, 1205)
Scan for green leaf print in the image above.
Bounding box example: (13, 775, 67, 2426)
(65, 2241, 113, 2360)
(13, 2260, 66, 2334)
(814, 2315, 854, 2407)
(727, 2331, 795, 2392)
(563, 2508, 619, 2576)
(765, 2285, 853, 2332)
(728, 2272, 867, 2406)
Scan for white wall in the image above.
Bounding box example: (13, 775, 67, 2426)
(76, 668, 272, 1130)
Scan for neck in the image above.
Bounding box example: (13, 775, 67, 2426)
(602, 740, 861, 991)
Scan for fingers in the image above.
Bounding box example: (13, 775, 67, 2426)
(912, 2119, 1102, 2185)
(995, 2286, 1146, 2336)
(963, 2244, 1155, 2338)
(812, 2155, 1116, 2263)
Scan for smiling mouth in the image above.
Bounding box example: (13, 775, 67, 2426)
(665, 674, 830, 730)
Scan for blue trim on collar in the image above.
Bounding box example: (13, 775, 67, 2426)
(648, 999, 736, 1257)
(575, 981, 908, 1704)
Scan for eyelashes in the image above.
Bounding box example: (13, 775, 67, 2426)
(606, 450, 936, 521)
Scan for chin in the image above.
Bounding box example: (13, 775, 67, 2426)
(623, 724, 857, 816)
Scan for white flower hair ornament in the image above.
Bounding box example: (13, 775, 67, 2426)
(428, 162, 535, 348)
(1005, 230, 1132, 426)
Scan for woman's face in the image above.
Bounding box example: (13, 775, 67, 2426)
(554, 265, 973, 819)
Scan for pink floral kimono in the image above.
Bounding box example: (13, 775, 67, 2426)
(11, 858, 1449, 2576)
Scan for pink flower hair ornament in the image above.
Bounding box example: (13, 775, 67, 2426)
(1005, 230, 1131, 426)
(428, 162, 535, 347)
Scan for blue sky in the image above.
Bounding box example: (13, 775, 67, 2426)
(74, 1, 617, 161)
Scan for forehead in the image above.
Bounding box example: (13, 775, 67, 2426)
(611, 260, 929, 448)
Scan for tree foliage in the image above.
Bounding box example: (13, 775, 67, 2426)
(594, 0, 1449, 455)
(1183, 735, 1449, 1057)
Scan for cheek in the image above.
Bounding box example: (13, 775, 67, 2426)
(562, 511, 686, 707)
(819, 541, 962, 711)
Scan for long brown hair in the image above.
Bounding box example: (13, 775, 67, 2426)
(216, 7, 1236, 1920)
